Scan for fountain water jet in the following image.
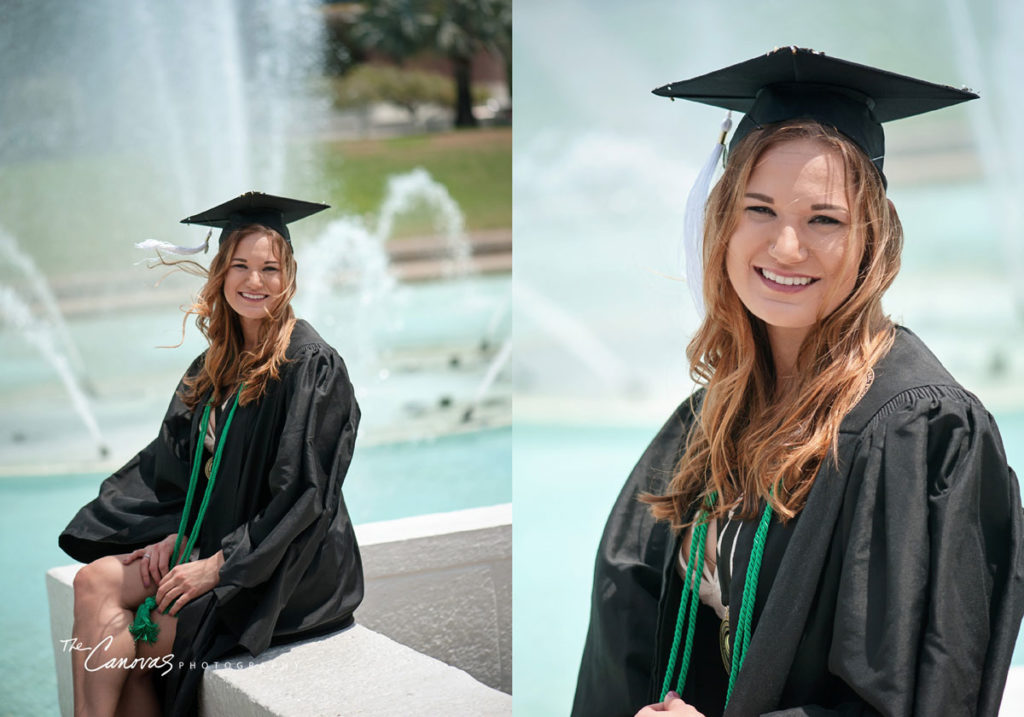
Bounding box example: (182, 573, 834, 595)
(0, 228, 90, 390)
(296, 215, 397, 366)
(945, 0, 1024, 319)
(377, 168, 474, 278)
(296, 167, 478, 367)
(462, 337, 512, 423)
(0, 284, 107, 457)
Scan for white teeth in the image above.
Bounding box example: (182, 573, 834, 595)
(761, 268, 814, 286)
(241, 292, 267, 300)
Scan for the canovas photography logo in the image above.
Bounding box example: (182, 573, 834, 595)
(61, 637, 175, 676)
(59, 638, 258, 675)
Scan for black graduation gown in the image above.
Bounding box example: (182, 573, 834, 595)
(573, 327, 1024, 717)
(59, 320, 363, 717)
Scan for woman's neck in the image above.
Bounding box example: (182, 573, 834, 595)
(239, 317, 261, 353)
(766, 324, 809, 391)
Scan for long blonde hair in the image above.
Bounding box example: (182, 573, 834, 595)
(172, 225, 297, 408)
(644, 120, 903, 528)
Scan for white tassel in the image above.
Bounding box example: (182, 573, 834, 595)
(681, 112, 732, 317)
(135, 230, 211, 255)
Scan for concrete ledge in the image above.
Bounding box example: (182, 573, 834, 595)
(355, 503, 512, 693)
(47, 504, 512, 716)
(201, 624, 509, 716)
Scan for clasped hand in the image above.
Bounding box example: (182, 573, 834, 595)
(122, 534, 224, 616)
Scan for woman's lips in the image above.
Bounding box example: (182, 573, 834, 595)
(239, 291, 268, 303)
(756, 267, 819, 293)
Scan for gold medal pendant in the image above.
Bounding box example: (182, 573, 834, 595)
(205, 456, 213, 478)
(719, 614, 732, 674)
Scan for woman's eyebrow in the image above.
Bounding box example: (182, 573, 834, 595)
(745, 192, 773, 203)
(811, 203, 848, 211)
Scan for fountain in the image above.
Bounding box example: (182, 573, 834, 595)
(0, 0, 510, 460)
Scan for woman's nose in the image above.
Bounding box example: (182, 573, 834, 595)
(768, 225, 805, 263)
(244, 270, 263, 287)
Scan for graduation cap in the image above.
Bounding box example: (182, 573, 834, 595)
(181, 191, 330, 247)
(653, 46, 978, 177)
(653, 48, 978, 317)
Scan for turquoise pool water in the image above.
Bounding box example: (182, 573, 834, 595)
(0, 426, 511, 717)
(513, 412, 1024, 716)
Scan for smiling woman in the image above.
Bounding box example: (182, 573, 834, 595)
(58, 192, 364, 717)
(573, 49, 1024, 717)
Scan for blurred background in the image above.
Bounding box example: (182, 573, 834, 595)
(0, 1, 510, 714)
(513, 0, 1024, 714)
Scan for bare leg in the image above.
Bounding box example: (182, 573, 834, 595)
(117, 609, 177, 717)
(112, 669, 160, 717)
(71, 555, 175, 717)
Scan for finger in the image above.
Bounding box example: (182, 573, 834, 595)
(122, 549, 141, 565)
(139, 559, 151, 589)
(663, 692, 686, 710)
(158, 582, 183, 614)
(155, 574, 170, 605)
(147, 551, 162, 586)
(168, 590, 190, 616)
(162, 543, 178, 575)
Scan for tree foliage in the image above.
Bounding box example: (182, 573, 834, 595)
(349, 0, 511, 127)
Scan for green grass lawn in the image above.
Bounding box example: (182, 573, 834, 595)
(316, 127, 511, 238)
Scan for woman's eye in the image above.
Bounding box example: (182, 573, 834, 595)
(745, 205, 775, 217)
(810, 215, 842, 226)
(264, 267, 279, 273)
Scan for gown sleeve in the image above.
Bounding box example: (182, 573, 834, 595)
(765, 391, 1024, 717)
(210, 342, 361, 655)
(58, 358, 201, 563)
(572, 399, 698, 717)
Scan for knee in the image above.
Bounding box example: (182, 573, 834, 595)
(72, 557, 119, 609)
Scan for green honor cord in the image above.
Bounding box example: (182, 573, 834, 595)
(660, 493, 715, 699)
(660, 489, 774, 709)
(128, 384, 244, 644)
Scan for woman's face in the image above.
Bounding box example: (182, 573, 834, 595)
(725, 138, 863, 342)
(223, 232, 284, 325)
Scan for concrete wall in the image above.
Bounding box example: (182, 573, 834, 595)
(47, 504, 511, 716)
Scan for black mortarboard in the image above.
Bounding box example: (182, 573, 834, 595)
(181, 191, 329, 247)
(653, 47, 978, 178)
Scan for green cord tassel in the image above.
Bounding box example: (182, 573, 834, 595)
(129, 596, 160, 644)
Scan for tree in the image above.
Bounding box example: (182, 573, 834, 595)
(350, 0, 511, 128)
(431, 0, 507, 127)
